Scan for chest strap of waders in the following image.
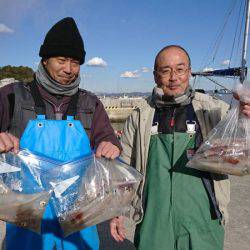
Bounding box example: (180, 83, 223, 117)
(30, 81, 46, 115)
(186, 103, 202, 149)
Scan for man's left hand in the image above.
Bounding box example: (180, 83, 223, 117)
(234, 93, 250, 117)
(240, 101, 250, 117)
(95, 141, 120, 159)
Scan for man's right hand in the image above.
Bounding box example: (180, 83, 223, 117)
(110, 216, 126, 242)
(0, 132, 19, 153)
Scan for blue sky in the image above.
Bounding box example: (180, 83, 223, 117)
(0, 0, 248, 92)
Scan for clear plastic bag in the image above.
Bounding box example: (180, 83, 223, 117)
(0, 150, 54, 233)
(187, 82, 250, 176)
(41, 154, 142, 237)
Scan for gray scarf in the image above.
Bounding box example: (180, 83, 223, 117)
(152, 85, 195, 108)
(35, 62, 80, 96)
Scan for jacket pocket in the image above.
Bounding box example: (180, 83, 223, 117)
(20, 104, 37, 120)
(76, 108, 94, 132)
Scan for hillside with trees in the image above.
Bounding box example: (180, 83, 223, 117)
(0, 65, 34, 82)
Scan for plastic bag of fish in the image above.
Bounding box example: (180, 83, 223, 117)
(187, 82, 250, 176)
(0, 150, 54, 233)
(41, 154, 142, 237)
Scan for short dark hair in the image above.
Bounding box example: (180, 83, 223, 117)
(154, 45, 191, 70)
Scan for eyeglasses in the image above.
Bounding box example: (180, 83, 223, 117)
(155, 67, 190, 78)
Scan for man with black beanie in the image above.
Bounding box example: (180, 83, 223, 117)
(39, 17, 86, 65)
(0, 17, 124, 250)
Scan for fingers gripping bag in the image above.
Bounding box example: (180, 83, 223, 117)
(41, 154, 142, 237)
(0, 150, 55, 233)
(187, 81, 250, 176)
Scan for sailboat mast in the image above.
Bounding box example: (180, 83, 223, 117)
(240, 0, 250, 82)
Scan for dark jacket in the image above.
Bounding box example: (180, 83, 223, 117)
(0, 81, 121, 151)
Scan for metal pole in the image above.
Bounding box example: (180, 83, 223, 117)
(241, 0, 250, 83)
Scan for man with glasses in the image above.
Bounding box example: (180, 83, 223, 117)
(110, 45, 250, 250)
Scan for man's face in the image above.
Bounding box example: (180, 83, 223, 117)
(43, 57, 80, 85)
(154, 47, 191, 96)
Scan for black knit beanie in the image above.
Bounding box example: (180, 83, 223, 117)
(39, 17, 86, 64)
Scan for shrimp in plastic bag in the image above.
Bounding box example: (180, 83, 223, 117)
(187, 81, 250, 176)
(41, 154, 142, 237)
(0, 150, 54, 233)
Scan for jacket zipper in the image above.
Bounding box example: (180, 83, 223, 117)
(170, 107, 176, 166)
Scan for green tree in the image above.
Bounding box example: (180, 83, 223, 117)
(0, 65, 34, 82)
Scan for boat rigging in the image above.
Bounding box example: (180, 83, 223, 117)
(192, 0, 250, 92)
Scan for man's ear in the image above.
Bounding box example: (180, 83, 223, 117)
(153, 70, 159, 84)
(42, 59, 48, 67)
(188, 67, 192, 78)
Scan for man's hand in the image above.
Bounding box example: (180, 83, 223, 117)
(110, 216, 126, 242)
(95, 141, 120, 159)
(233, 93, 250, 117)
(240, 101, 250, 117)
(0, 132, 19, 153)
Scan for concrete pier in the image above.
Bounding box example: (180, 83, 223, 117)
(100, 96, 146, 122)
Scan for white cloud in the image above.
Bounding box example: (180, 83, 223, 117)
(120, 71, 139, 78)
(203, 67, 214, 72)
(0, 23, 14, 33)
(221, 59, 230, 66)
(142, 67, 150, 73)
(86, 57, 107, 67)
